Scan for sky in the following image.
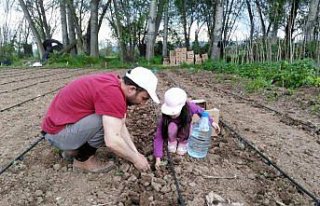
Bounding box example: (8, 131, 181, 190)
(0, 1, 250, 49)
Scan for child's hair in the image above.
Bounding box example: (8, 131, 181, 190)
(161, 103, 191, 140)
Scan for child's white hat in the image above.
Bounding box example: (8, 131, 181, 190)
(161, 87, 187, 115)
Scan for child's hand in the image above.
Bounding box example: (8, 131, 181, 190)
(155, 157, 161, 170)
(211, 122, 220, 134)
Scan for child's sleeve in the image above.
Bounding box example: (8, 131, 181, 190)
(188, 101, 214, 124)
(153, 117, 164, 158)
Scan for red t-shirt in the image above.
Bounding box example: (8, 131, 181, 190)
(41, 73, 126, 134)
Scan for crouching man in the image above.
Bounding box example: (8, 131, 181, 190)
(41, 67, 159, 172)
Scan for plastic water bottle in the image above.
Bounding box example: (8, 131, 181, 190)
(188, 111, 212, 158)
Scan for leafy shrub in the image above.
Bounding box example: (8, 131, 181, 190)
(201, 59, 319, 89)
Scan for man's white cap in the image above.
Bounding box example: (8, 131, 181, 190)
(125, 67, 160, 104)
(161, 87, 187, 116)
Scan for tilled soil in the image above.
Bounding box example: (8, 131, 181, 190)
(0, 68, 319, 206)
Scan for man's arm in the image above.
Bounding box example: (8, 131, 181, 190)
(121, 124, 138, 153)
(103, 115, 150, 171)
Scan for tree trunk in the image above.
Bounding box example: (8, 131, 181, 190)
(66, 0, 85, 54)
(255, 0, 266, 38)
(246, 0, 254, 42)
(211, 0, 223, 60)
(181, 0, 189, 49)
(285, 0, 300, 60)
(90, 0, 100, 57)
(67, 0, 77, 55)
(305, 0, 320, 42)
(38, 0, 51, 39)
(98, 0, 112, 33)
(18, 0, 45, 58)
(162, 0, 169, 57)
(154, 0, 165, 43)
(146, 0, 157, 61)
(113, 0, 125, 62)
(60, 0, 69, 46)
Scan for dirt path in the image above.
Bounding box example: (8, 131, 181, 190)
(0, 68, 319, 206)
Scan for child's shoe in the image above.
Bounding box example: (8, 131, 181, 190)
(168, 141, 177, 153)
(176, 143, 188, 155)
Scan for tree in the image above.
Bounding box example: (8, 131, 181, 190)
(17, 0, 45, 58)
(211, 0, 223, 59)
(146, 0, 158, 60)
(305, 0, 320, 42)
(60, 0, 69, 46)
(90, 0, 100, 57)
(246, 0, 254, 42)
(162, 0, 169, 57)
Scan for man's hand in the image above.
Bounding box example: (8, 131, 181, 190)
(155, 157, 161, 170)
(133, 153, 150, 172)
(211, 122, 220, 134)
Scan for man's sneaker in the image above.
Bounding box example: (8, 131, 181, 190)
(176, 143, 188, 156)
(168, 141, 177, 153)
(73, 155, 115, 173)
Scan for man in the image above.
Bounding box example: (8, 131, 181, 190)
(41, 67, 159, 172)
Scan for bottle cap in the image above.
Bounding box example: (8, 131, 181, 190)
(201, 111, 209, 118)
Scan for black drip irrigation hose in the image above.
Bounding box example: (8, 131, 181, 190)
(0, 69, 92, 95)
(0, 87, 63, 112)
(213, 86, 320, 135)
(221, 119, 320, 205)
(0, 69, 80, 86)
(0, 69, 41, 78)
(166, 146, 186, 206)
(163, 71, 320, 205)
(0, 132, 45, 175)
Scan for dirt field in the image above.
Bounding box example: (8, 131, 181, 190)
(0, 68, 319, 206)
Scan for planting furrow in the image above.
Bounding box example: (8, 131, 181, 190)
(0, 69, 94, 95)
(0, 69, 80, 85)
(0, 69, 50, 79)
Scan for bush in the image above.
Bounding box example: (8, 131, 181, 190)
(201, 59, 319, 89)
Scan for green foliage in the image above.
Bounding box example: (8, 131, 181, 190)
(0, 43, 15, 63)
(47, 53, 107, 68)
(201, 59, 320, 91)
(138, 56, 163, 65)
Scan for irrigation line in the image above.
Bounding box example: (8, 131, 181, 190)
(0, 70, 92, 95)
(174, 70, 319, 135)
(211, 85, 320, 135)
(0, 68, 40, 77)
(0, 68, 34, 75)
(0, 69, 80, 85)
(163, 71, 320, 205)
(166, 147, 185, 206)
(0, 133, 45, 175)
(221, 119, 320, 205)
(0, 69, 49, 78)
(151, 102, 186, 206)
(0, 87, 63, 112)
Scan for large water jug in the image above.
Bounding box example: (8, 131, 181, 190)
(188, 111, 212, 158)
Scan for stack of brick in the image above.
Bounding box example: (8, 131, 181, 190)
(202, 53, 208, 61)
(164, 48, 207, 65)
(186, 51, 194, 64)
(169, 50, 175, 66)
(163, 57, 169, 65)
(195, 54, 202, 64)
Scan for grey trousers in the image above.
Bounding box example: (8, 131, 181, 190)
(45, 114, 104, 150)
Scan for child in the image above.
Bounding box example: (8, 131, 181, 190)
(154, 87, 220, 169)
